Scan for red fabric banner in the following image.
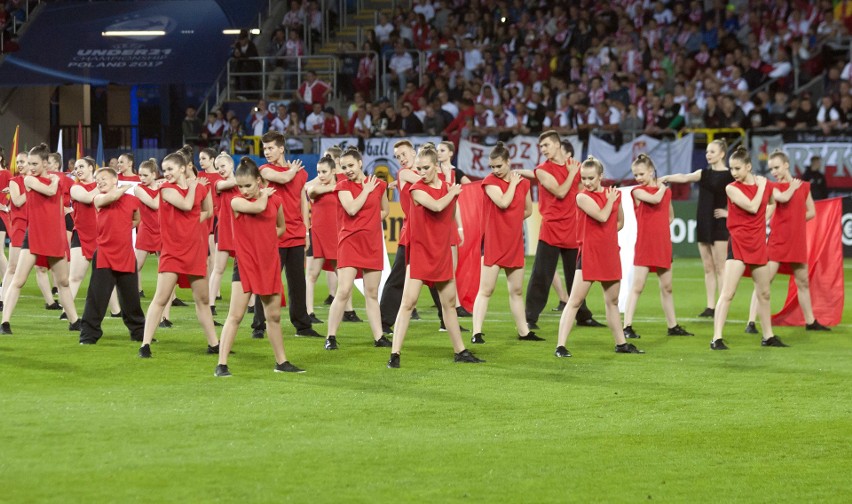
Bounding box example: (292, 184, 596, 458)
(772, 197, 844, 326)
(456, 181, 484, 311)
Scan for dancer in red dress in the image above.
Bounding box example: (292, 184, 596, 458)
(744, 150, 830, 333)
(711, 147, 788, 350)
(79, 168, 146, 344)
(117, 153, 141, 182)
(387, 146, 484, 368)
(197, 147, 225, 309)
(215, 158, 304, 376)
(470, 143, 539, 344)
(622, 154, 692, 339)
(554, 157, 644, 357)
(207, 153, 238, 322)
(437, 140, 473, 317)
(324, 148, 389, 350)
(0, 144, 81, 334)
(138, 151, 219, 357)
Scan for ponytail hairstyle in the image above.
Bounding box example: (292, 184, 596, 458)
(29, 142, 51, 161)
(317, 154, 336, 172)
(177, 145, 196, 175)
(138, 157, 160, 177)
(215, 151, 234, 175)
(234, 156, 260, 179)
(48, 152, 62, 168)
(162, 152, 188, 174)
(78, 156, 98, 172)
(632, 153, 657, 180)
(121, 152, 136, 172)
(200, 147, 217, 161)
(416, 143, 438, 165)
(709, 138, 728, 154)
(728, 145, 750, 166)
(325, 145, 344, 160)
(439, 140, 456, 155)
(489, 141, 510, 163)
(581, 155, 604, 175)
(767, 148, 789, 165)
(341, 145, 363, 162)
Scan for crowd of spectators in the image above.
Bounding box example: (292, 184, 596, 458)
(0, 0, 35, 53)
(222, 0, 852, 151)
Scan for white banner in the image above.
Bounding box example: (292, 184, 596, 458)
(588, 134, 695, 180)
(750, 134, 784, 174)
(318, 136, 441, 179)
(456, 135, 581, 177)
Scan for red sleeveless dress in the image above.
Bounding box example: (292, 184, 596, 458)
(72, 181, 99, 260)
(767, 181, 809, 264)
(578, 190, 621, 282)
(726, 181, 770, 265)
(158, 182, 207, 277)
(335, 178, 387, 271)
(408, 180, 456, 283)
(481, 173, 529, 268)
(9, 176, 27, 247)
(198, 171, 224, 234)
(216, 186, 239, 255)
(135, 185, 162, 253)
(233, 194, 283, 296)
(396, 168, 415, 248)
(632, 185, 672, 270)
(26, 175, 67, 259)
(310, 187, 339, 264)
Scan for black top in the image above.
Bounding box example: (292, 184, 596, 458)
(801, 170, 828, 200)
(696, 167, 734, 243)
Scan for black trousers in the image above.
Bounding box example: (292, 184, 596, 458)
(80, 252, 145, 343)
(379, 244, 443, 328)
(252, 245, 312, 332)
(525, 241, 592, 324)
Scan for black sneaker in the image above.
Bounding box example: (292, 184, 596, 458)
(554, 346, 572, 358)
(79, 339, 97, 345)
(744, 322, 758, 334)
(410, 309, 421, 321)
(387, 353, 400, 368)
(159, 318, 173, 328)
(761, 336, 789, 347)
(68, 319, 82, 331)
(527, 320, 540, 330)
(438, 321, 469, 332)
(51, 287, 58, 295)
(296, 328, 322, 338)
(373, 335, 392, 347)
(213, 320, 223, 327)
(139, 290, 145, 298)
(247, 305, 255, 314)
(577, 317, 605, 327)
(216, 295, 223, 301)
(0, 301, 4, 311)
(471, 332, 485, 344)
(615, 343, 645, 354)
(324, 336, 338, 350)
(59, 311, 68, 320)
(518, 331, 545, 341)
(110, 312, 122, 318)
(323, 295, 334, 305)
(171, 298, 188, 307)
(251, 328, 265, 339)
(453, 349, 484, 363)
(623, 325, 641, 339)
(45, 301, 62, 310)
(210, 306, 217, 316)
(456, 306, 472, 317)
(308, 312, 323, 324)
(214, 364, 232, 377)
(667, 325, 694, 336)
(698, 307, 715, 317)
(207, 344, 220, 354)
(710, 338, 729, 350)
(274, 361, 305, 373)
(806, 320, 830, 331)
(0, 322, 11, 335)
(342, 311, 363, 322)
(381, 325, 393, 335)
(138, 344, 152, 358)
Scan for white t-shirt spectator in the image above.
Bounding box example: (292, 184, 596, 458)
(413, 1, 435, 22)
(389, 51, 414, 75)
(375, 22, 394, 44)
(305, 111, 324, 133)
(270, 115, 290, 133)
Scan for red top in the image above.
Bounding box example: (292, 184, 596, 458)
(438, 170, 462, 246)
(481, 173, 529, 268)
(536, 159, 581, 248)
(578, 190, 622, 282)
(260, 163, 307, 248)
(726, 181, 770, 265)
(9, 176, 27, 246)
(335, 178, 387, 271)
(310, 188, 339, 261)
(26, 175, 67, 258)
(233, 194, 284, 296)
(158, 182, 207, 276)
(118, 174, 142, 182)
(632, 185, 672, 270)
(396, 168, 415, 247)
(0, 170, 11, 230)
(54, 172, 74, 209)
(216, 186, 240, 253)
(72, 181, 99, 260)
(135, 185, 161, 252)
(95, 194, 139, 273)
(768, 181, 809, 264)
(408, 180, 456, 283)
(198, 171, 224, 234)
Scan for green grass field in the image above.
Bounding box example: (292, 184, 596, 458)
(1, 257, 850, 503)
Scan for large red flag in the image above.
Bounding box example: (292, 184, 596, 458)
(772, 197, 844, 326)
(455, 181, 484, 311)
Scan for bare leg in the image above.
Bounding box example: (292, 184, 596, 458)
(551, 271, 569, 303)
(713, 260, 747, 342)
(326, 271, 337, 300)
(2, 246, 21, 301)
(50, 258, 79, 323)
(208, 250, 229, 310)
(556, 271, 593, 348)
(506, 267, 529, 335)
(697, 243, 717, 309)
(472, 264, 500, 334)
(189, 276, 219, 346)
(261, 293, 289, 364)
(791, 263, 816, 324)
(305, 256, 324, 315)
(327, 267, 357, 337)
(36, 267, 54, 304)
(108, 288, 121, 315)
(436, 279, 466, 352)
(135, 249, 149, 293)
(218, 283, 250, 365)
(362, 269, 383, 340)
(748, 261, 780, 324)
(601, 280, 626, 345)
(142, 273, 179, 345)
(623, 266, 649, 327)
(68, 248, 90, 300)
(711, 241, 727, 297)
(390, 267, 421, 354)
(0, 230, 7, 295)
(750, 264, 774, 341)
(451, 245, 461, 308)
(657, 268, 678, 328)
(2, 250, 37, 322)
